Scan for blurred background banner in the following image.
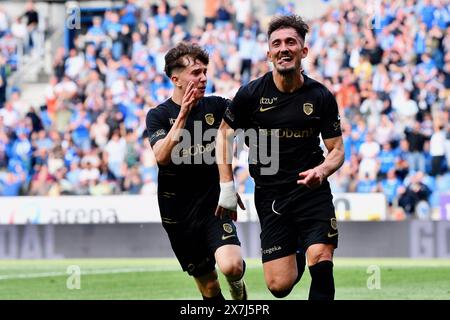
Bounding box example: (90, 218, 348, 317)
(0, 193, 387, 224)
(0, 195, 159, 224)
(440, 193, 450, 219)
(1, 220, 450, 258)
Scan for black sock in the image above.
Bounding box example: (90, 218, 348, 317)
(308, 260, 335, 300)
(202, 291, 225, 301)
(239, 259, 246, 280)
(294, 249, 306, 285)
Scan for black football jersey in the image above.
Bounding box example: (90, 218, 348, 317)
(146, 96, 228, 193)
(223, 72, 342, 188)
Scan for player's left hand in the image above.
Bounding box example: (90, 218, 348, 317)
(297, 168, 325, 189)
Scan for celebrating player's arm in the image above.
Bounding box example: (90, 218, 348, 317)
(215, 120, 245, 221)
(298, 136, 345, 189)
(150, 81, 198, 166)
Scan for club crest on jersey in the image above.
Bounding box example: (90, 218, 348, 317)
(205, 113, 215, 126)
(303, 103, 314, 115)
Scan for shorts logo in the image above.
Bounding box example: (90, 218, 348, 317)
(333, 121, 340, 131)
(205, 113, 215, 126)
(262, 245, 282, 255)
(303, 103, 314, 115)
(271, 200, 282, 215)
(327, 232, 338, 238)
(222, 234, 236, 241)
(328, 218, 338, 238)
(223, 223, 233, 234)
(330, 218, 338, 230)
(169, 118, 176, 125)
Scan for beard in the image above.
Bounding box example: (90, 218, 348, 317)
(275, 58, 302, 76)
(276, 65, 297, 75)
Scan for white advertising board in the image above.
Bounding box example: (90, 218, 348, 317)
(0, 193, 386, 224)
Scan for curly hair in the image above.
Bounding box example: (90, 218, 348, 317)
(164, 42, 209, 77)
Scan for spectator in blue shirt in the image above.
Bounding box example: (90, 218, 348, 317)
(70, 106, 91, 152)
(378, 142, 397, 179)
(420, 0, 436, 30)
(154, 5, 173, 33)
(0, 171, 25, 196)
(86, 16, 107, 48)
(355, 173, 378, 193)
(120, 1, 138, 29)
(379, 168, 402, 206)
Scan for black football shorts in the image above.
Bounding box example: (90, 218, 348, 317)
(159, 185, 241, 277)
(254, 181, 338, 263)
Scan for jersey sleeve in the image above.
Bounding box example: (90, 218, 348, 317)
(320, 89, 342, 139)
(146, 107, 169, 147)
(223, 85, 251, 130)
(213, 96, 232, 119)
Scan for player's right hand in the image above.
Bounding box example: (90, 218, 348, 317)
(179, 81, 197, 117)
(215, 181, 245, 221)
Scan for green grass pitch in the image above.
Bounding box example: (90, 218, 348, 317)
(0, 258, 449, 300)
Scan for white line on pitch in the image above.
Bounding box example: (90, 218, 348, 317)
(0, 267, 180, 281)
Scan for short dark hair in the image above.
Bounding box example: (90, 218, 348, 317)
(267, 15, 309, 42)
(164, 42, 209, 77)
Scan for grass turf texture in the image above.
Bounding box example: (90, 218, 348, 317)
(0, 258, 449, 300)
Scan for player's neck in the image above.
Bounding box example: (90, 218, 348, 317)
(272, 71, 304, 93)
(171, 89, 184, 106)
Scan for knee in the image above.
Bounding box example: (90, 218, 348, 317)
(220, 259, 244, 280)
(267, 278, 295, 299)
(308, 246, 334, 266)
(312, 252, 333, 265)
(269, 287, 293, 298)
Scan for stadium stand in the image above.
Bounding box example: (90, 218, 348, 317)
(0, 0, 448, 221)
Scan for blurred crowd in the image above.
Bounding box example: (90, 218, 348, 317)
(0, 0, 449, 220)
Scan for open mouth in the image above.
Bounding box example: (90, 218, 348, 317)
(278, 56, 293, 64)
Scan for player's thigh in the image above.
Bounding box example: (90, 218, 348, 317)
(298, 216, 338, 266)
(162, 222, 215, 277)
(254, 187, 297, 263)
